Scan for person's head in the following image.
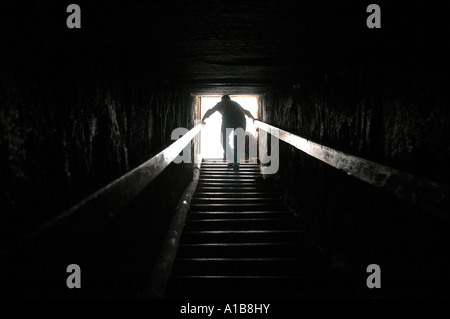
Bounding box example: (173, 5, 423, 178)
(221, 95, 231, 101)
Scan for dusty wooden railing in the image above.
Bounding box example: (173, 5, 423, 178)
(255, 120, 449, 218)
(1, 124, 203, 257)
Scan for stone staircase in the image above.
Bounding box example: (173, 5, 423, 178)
(165, 159, 340, 299)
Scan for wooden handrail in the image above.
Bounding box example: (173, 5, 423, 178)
(1, 124, 203, 256)
(144, 157, 202, 299)
(255, 120, 449, 218)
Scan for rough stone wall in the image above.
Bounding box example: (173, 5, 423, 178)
(0, 2, 200, 298)
(260, 62, 450, 297)
(0, 52, 196, 298)
(1, 55, 194, 237)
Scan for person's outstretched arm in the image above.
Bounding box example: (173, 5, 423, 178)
(240, 106, 256, 123)
(201, 104, 219, 124)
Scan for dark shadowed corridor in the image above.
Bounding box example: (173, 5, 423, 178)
(1, 1, 450, 306)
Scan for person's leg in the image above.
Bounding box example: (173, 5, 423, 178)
(233, 134, 238, 164)
(220, 126, 226, 161)
(235, 119, 247, 164)
(222, 124, 234, 165)
(229, 121, 244, 170)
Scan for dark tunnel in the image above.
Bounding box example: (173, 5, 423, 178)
(1, 0, 450, 305)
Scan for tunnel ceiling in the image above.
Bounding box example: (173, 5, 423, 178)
(32, 1, 434, 95)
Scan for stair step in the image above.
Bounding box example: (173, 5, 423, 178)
(191, 198, 283, 204)
(196, 182, 258, 186)
(198, 178, 258, 183)
(195, 186, 262, 192)
(200, 169, 260, 173)
(200, 170, 260, 175)
(187, 211, 292, 220)
(176, 242, 324, 258)
(183, 218, 300, 231)
(201, 172, 260, 174)
(193, 192, 280, 198)
(180, 230, 309, 243)
(200, 174, 261, 180)
(201, 162, 259, 166)
(200, 165, 260, 170)
(166, 275, 341, 299)
(189, 203, 287, 211)
(172, 258, 330, 276)
(201, 166, 259, 169)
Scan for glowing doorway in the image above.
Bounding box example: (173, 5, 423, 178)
(200, 95, 258, 160)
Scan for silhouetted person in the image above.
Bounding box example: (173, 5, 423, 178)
(201, 95, 256, 170)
